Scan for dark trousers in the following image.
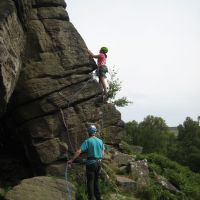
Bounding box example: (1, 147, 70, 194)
(86, 162, 101, 200)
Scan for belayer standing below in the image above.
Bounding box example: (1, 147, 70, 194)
(88, 47, 109, 99)
(67, 125, 104, 200)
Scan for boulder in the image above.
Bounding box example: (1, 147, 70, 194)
(34, 138, 66, 164)
(128, 159, 150, 191)
(5, 176, 75, 200)
(46, 162, 66, 178)
(154, 172, 180, 193)
(46, 163, 86, 184)
(116, 175, 136, 192)
(112, 152, 135, 167)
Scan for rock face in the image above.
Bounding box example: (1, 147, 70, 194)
(0, 0, 124, 180)
(5, 176, 75, 200)
(0, 0, 24, 116)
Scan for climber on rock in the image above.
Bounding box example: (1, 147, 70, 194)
(67, 125, 104, 200)
(88, 47, 109, 100)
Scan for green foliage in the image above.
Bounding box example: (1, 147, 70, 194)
(125, 116, 176, 155)
(128, 116, 200, 199)
(119, 141, 134, 154)
(140, 179, 179, 200)
(112, 97, 132, 107)
(127, 116, 200, 173)
(124, 120, 139, 144)
(99, 179, 115, 196)
(137, 153, 200, 200)
(169, 117, 200, 172)
(75, 184, 88, 200)
(107, 68, 121, 100)
(107, 67, 132, 107)
(101, 163, 119, 193)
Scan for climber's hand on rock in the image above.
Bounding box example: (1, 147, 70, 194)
(67, 160, 73, 167)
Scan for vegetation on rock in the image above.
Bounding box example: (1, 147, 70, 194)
(137, 153, 200, 200)
(107, 67, 132, 107)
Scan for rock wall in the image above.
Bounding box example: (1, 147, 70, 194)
(0, 0, 124, 178)
(0, 0, 24, 116)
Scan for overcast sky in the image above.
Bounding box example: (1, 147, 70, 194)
(66, 0, 200, 126)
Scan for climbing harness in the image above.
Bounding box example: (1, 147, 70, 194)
(95, 65, 108, 78)
(65, 164, 72, 200)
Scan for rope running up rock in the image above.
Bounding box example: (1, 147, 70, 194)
(65, 165, 72, 200)
(58, 76, 94, 153)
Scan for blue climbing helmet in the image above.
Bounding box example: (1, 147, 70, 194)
(87, 125, 97, 134)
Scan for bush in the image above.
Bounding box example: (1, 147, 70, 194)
(140, 180, 180, 200)
(107, 67, 132, 107)
(137, 153, 200, 200)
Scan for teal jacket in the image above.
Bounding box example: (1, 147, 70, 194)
(80, 136, 104, 165)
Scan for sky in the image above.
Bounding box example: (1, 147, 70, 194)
(66, 0, 200, 126)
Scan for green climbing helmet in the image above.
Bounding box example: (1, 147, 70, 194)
(100, 47, 108, 54)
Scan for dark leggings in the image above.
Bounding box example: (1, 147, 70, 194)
(86, 162, 101, 200)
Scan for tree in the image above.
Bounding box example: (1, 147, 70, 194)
(107, 67, 132, 107)
(172, 117, 200, 172)
(124, 120, 139, 144)
(138, 115, 175, 154)
(125, 115, 176, 155)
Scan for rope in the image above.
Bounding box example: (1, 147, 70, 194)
(47, 75, 95, 153)
(58, 75, 93, 105)
(58, 76, 94, 153)
(65, 165, 72, 200)
(60, 107, 75, 153)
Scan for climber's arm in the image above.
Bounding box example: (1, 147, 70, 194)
(67, 148, 82, 165)
(88, 50, 100, 59)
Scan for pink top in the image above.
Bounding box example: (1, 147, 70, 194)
(97, 53, 107, 66)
